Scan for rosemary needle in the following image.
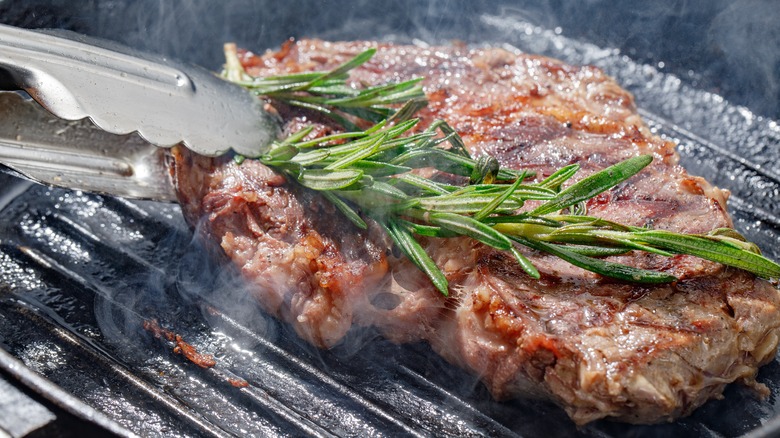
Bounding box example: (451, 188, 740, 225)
(222, 46, 780, 296)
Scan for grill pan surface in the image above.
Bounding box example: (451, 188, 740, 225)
(1, 1, 780, 436)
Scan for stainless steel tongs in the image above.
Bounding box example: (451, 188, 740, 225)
(0, 24, 279, 201)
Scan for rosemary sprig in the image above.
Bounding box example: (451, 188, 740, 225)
(223, 46, 780, 296)
(223, 44, 427, 131)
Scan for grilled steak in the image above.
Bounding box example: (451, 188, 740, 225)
(171, 40, 780, 424)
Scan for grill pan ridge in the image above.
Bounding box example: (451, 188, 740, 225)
(1, 9, 780, 438)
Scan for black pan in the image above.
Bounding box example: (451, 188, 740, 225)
(1, 1, 779, 437)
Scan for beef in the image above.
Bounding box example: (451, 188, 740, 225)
(171, 39, 780, 425)
(172, 149, 390, 348)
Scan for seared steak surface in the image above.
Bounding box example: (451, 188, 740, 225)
(172, 40, 780, 424)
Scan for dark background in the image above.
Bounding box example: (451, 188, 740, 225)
(1, 1, 779, 436)
(1, 0, 779, 120)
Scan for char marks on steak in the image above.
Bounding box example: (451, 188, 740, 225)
(171, 39, 780, 425)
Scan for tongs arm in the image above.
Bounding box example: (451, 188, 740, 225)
(0, 92, 178, 202)
(0, 24, 277, 157)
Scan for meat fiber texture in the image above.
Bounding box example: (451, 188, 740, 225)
(171, 40, 780, 425)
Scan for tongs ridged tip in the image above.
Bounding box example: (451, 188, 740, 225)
(0, 24, 279, 158)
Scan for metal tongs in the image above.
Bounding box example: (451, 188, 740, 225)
(0, 24, 279, 201)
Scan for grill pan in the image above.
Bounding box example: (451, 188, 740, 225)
(1, 1, 780, 436)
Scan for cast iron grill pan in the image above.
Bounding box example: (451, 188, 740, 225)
(2, 16, 780, 437)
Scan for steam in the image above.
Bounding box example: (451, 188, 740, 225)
(2, 1, 776, 118)
(1, 1, 778, 435)
(83, 0, 777, 386)
(709, 0, 780, 118)
(174, 222, 282, 345)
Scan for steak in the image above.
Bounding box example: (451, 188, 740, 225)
(171, 39, 780, 424)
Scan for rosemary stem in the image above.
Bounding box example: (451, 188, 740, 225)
(492, 222, 557, 241)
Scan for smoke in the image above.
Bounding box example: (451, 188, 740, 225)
(173, 221, 281, 344)
(1, 1, 779, 435)
(1, 0, 776, 118)
(709, 0, 780, 119)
